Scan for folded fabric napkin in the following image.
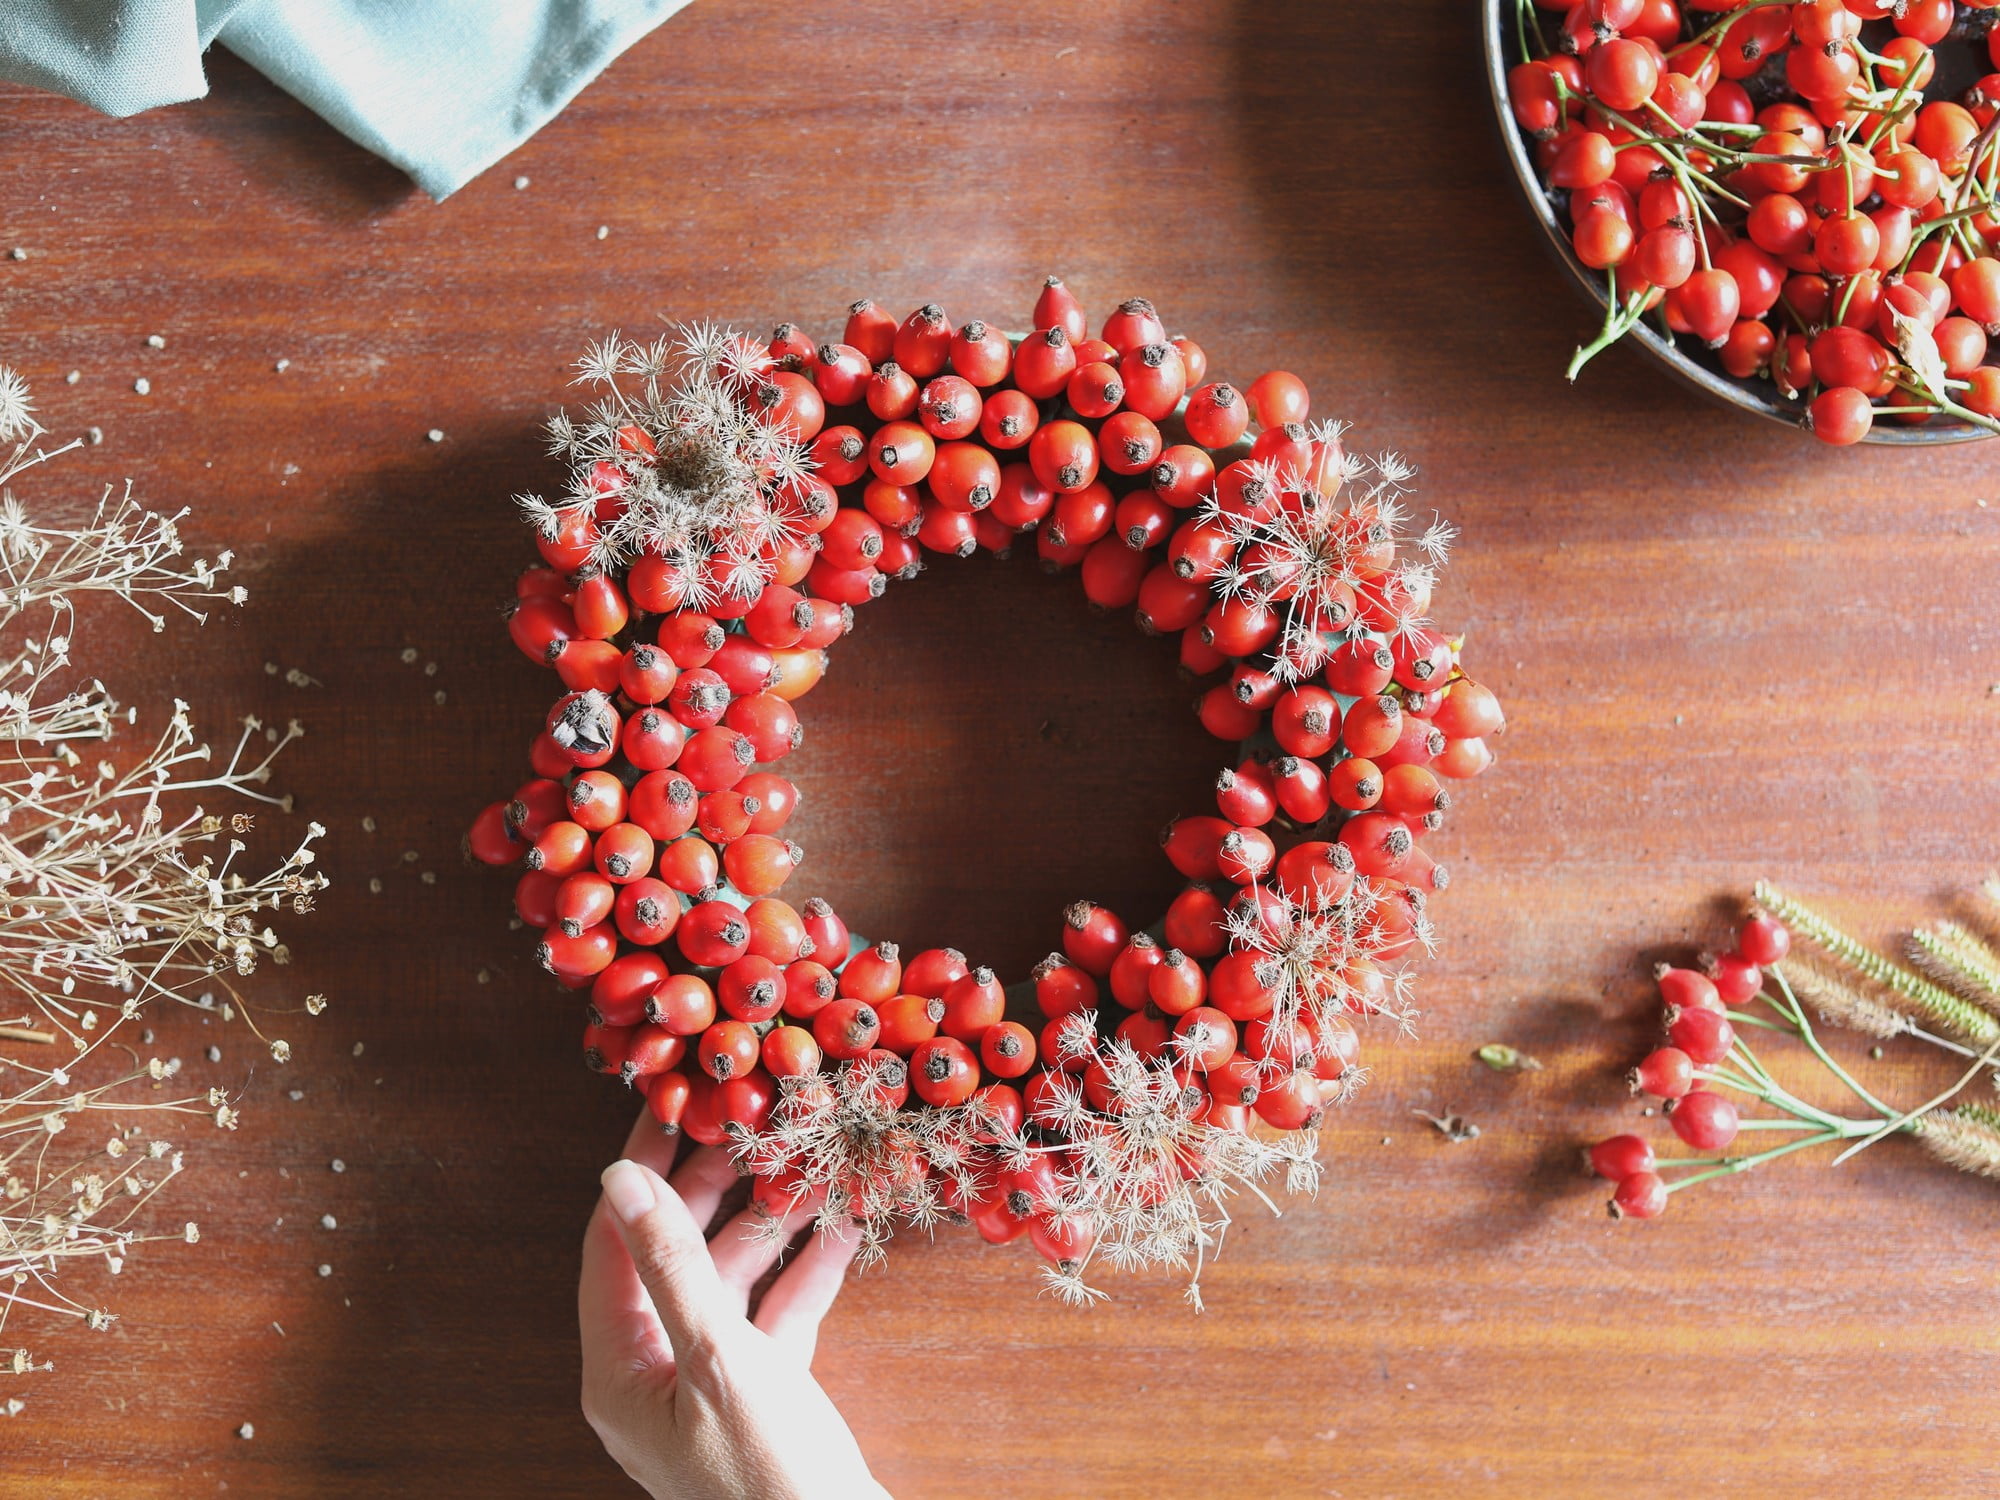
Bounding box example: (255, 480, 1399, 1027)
(0, 0, 696, 198)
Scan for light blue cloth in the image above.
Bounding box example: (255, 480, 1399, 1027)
(0, 0, 695, 198)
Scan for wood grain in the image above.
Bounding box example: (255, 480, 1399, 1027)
(3, 3, 1999, 1495)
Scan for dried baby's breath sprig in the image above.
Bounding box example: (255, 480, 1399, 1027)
(1204, 434, 1456, 680)
(0, 366, 324, 1355)
(518, 326, 813, 609)
(0, 390, 243, 641)
(0, 1059, 223, 1335)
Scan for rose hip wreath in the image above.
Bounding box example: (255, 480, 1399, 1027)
(467, 282, 1505, 1306)
(1506, 0, 2000, 443)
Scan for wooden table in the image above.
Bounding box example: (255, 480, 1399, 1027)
(4, 3, 1998, 1494)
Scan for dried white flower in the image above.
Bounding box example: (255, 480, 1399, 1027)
(1202, 431, 1451, 680)
(528, 324, 816, 609)
(1020, 1040, 1324, 1309)
(0, 366, 37, 443)
(1224, 886, 1422, 1067)
(0, 376, 322, 1350)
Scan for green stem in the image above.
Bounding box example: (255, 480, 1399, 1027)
(1733, 1117, 1857, 1131)
(1912, 204, 1997, 234)
(1703, 1050, 1856, 1134)
(1862, 72, 1922, 153)
(1662, 1130, 1845, 1192)
(1829, 1030, 2000, 1167)
(1566, 277, 1650, 381)
(1888, 380, 2000, 436)
(1672, 0, 1793, 53)
(1593, 106, 1753, 208)
(1724, 1008, 1795, 1035)
(1834, 272, 1864, 327)
(1769, 969, 1897, 1117)
(1726, 1033, 1784, 1092)
(1945, 113, 2000, 218)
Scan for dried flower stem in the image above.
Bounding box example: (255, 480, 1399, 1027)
(1829, 1030, 2000, 1168)
(0, 366, 324, 1356)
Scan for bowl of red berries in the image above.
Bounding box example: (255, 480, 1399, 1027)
(1485, 0, 2000, 445)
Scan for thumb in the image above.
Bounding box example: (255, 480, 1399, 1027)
(600, 1158, 731, 1360)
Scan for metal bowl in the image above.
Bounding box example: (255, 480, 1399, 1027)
(1480, 0, 1991, 445)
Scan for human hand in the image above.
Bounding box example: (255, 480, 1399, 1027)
(579, 1111, 889, 1499)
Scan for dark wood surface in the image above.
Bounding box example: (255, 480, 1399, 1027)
(4, 3, 1999, 1495)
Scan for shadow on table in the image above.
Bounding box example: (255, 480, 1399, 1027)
(238, 416, 637, 1497)
(1222, 0, 1720, 439)
(179, 49, 418, 224)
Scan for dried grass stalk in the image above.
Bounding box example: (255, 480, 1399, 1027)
(1780, 955, 1921, 1041)
(1909, 922, 2000, 1019)
(1916, 1103, 2000, 1180)
(1756, 882, 2000, 1049)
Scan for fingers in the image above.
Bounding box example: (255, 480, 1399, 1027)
(576, 1112, 688, 1376)
(600, 1159, 731, 1359)
(667, 1145, 741, 1231)
(579, 1197, 670, 1373)
(752, 1217, 862, 1359)
(622, 1104, 684, 1179)
(706, 1190, 824, 1312)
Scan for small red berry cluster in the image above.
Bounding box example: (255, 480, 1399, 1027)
(1590, 911, 1794, 1217)
(1587, 887, 2000, 1225)
(468, 281, 1503, 1299)
(1506, 0, 2000, 443)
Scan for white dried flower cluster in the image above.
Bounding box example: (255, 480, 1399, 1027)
(1225, 887, 1429, 1063)
(0, 367, 324, 1352)
(732, 1055, 983, 1270)
(0, 369, 36, 446)
(516, 325, 816, 607)
(1023, 1042, 1321, 1310)
(731, 1039, 1329, 1308)
(1205, 431, 1457, 681)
